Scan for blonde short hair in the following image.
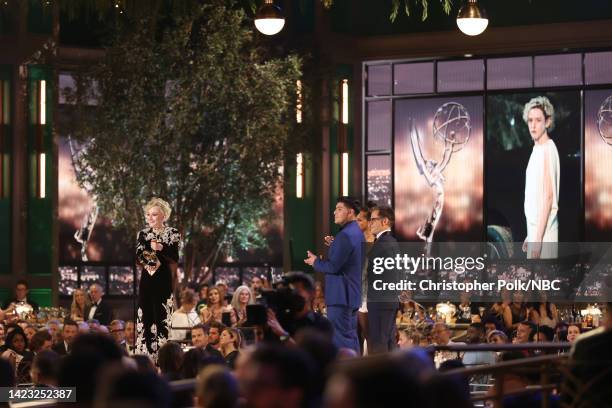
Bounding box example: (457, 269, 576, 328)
(144, 197, 172, 221)
(523, 96, 555, 130)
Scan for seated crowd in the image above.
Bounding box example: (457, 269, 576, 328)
(0, 273, 610, 408)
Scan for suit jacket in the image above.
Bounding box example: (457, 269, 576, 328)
(367, 231, 401, 311)
(314, 220, 364, 309)
(83, 299, 114, 326)
(51, 341, 69, 355)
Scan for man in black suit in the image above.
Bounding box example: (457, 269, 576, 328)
(562, 301, 612, 407)
(190, 324, 224, 360)
(366, 206, 400, 354)
(2, 280, 39, 313)
(52, 320, 79, 355)
(83, 283, 113, 326)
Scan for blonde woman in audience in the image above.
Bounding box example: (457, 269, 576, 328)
(70, 288, 90, 322)
(230, 286, 253, 326)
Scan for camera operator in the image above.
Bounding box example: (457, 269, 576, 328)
(265, 272, 333, 345)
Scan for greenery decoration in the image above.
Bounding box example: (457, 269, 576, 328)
(65, 0, 307, 280)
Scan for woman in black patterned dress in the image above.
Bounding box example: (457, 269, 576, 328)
(135, 197, 181, 356)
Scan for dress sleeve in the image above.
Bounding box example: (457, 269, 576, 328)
(136, 231, 149, 265)
(160, 227, 180, 264)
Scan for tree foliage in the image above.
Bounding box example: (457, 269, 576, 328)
(67, 0, 306, 279)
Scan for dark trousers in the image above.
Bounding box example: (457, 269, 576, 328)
(327, 305, 359, 353)
(367, 303, 397, 354)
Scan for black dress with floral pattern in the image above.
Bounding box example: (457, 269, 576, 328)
(135, 226, 181, 357)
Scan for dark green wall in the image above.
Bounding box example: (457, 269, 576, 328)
(329, 65, 353, 235)
(0, 66, 11, 275)
(27, 65, 53, 278)
(285, 152, 316, 271)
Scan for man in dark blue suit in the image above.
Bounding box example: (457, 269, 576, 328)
(305, 196, 364, 353)
(366, 206, 400, 354)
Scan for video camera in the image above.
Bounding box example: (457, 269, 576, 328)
(246, 278, 305, 329)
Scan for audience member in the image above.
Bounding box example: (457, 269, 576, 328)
(325, 353, 423, 408)
(238, 345, 315, 408)
(71, 288, 90, 322)
(29, 330, 53, 354)
(30, 350, 60, 387)
(487, 330, 509, 345)
(562, 301, 612, 407)
(566, 324, 581, 343)
(462, 323, 496, 367)
(514, 320, 536, 344)
(180, 347, 224, 379)
(46, 319, 62, 343)
(110, 320, 128, 354)
(219, 328, 242, 369)
(2, 280, 39, 313)
(208, 321, 225, 351)
(230, 285, 253, 326)
(52, 319, 79, 355)
(195, 365, 239, 408)
(84, 284, 114, 326)
(58, 332, 124, 405)
(157, 341, 183, 381)
(200, 287, 225, 325)
(93, 363, 171, 408)
(169, 288, 200, 341)
(191, 324, 224, 359)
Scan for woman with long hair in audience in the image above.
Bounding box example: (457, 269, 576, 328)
(70, 288, 90, 322)
(219, 328, 242, 369)
(230, 286, 253, 327)
(200, 287, 225, 324)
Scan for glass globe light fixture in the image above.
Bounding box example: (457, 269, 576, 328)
(457, 0, 489, 36)
(254, 0, 285, 36)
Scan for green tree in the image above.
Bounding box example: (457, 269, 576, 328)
(67, 0, 306, 280)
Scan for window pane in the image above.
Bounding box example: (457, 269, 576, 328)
(487, 57, 532, 90)
(59, 266, 78, 295)
(438, 60, 484, 92)
(58, 73, 76, 105)
(108, 266, 134, 295)
(393, 62, 434, 94)
(366, 64, 391, 96)
(270, 267, 283, 284)
(81, 266, 106, 292)
(367, 100, 392, 151)
(585, 52, 612, 85)
(367, 155, 392, 207)
(242, 267, 268, 287)
(214, 267, 240, 293)
(534, 53, 582, 87)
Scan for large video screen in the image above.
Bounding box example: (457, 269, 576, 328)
(486, 91, 582, 246)
(394, 96, 484, 242)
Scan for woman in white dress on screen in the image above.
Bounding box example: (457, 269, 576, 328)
(522, 96, 560, 259)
